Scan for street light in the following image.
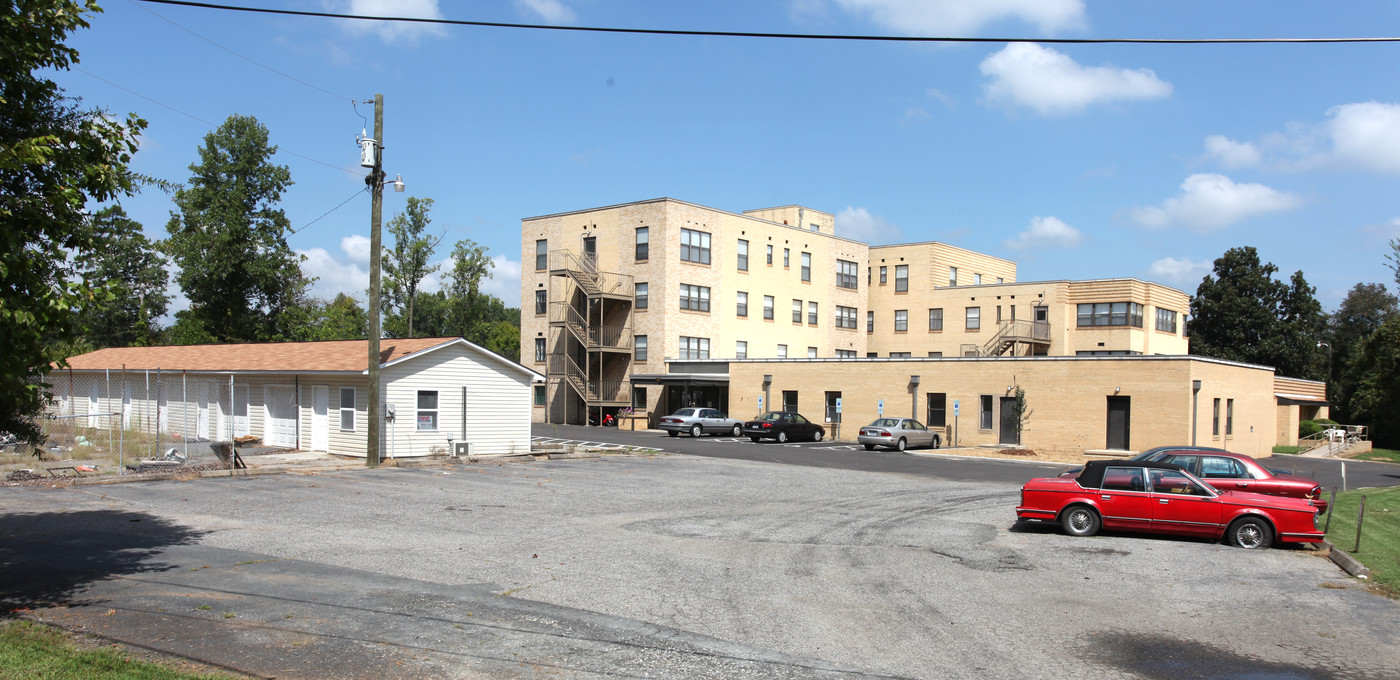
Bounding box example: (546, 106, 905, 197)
(1317, 341, 1332, 402)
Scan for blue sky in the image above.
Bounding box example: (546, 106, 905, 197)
(53, 0, 1400, 316)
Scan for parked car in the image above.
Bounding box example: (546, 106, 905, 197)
(1017, 460, 1325, 549)
(659, 408, 744, 438)
(1060, 446, 1327, 512)
(857, 418, 940, 451)
(742, 411, 825, 443)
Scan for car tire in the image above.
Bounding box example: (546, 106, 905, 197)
(1227, 516, 1273, 549)
(813, 430, 823, 442)
(895, 438, 906, 452)
(1060, 505, 1101, 537)
(864, 444, 876, 451)
(731, 424, 742, 437)
(690, 424, 702, 438)
(668, 431, 679, 437)
(749, 436, 761, 443)
(776, 431, 788, 444)
(932, 435, 941, 449)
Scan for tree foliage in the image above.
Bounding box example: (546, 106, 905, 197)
(1188, 247, 1326, 379)
(1, 0, 145, 443)
(1348, 315, 1400, 447)
(1325, 283, 1398, 420)
(74, 205, 169, 347)
(382, 196, 442, 339)
(162, 114, 312, 343)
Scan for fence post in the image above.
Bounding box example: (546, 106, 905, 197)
(1323, 488, 1338, 534)
(1353, 495, 1366, 554)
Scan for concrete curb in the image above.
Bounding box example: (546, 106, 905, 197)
(1323, 540, 1372, 579)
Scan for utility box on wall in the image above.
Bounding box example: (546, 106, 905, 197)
(453, 441, 473, 457)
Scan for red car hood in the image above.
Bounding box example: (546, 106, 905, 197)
(1214, 489, 1318, 512)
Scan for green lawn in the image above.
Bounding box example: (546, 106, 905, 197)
(1350, 447, 1400, 464)
(0, 620, 238, 680)
(1323, 485, 1400, 597)
(1272, 445, 1302, 455)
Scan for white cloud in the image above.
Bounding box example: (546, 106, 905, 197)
(980, 43, 1172, 116)
(828, 0, 1085, 35)
(332, 0, 446, 45)
(1147, 257, 1211, 286)
(1002, 216, 1083, 250)
(481, 254, 522, 305)
(515, 0, 577, 24)
(835, 207, 904, 244)
(1200, 135, 1261, 169)
(299, 245, 368, 302)
(340, 234, 372, 264)
(1125, 173, 1302, 233)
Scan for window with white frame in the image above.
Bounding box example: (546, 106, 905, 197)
(680, 283, 710, 312)
(895, 265, 908, 292)
(339, 387, 355, 431)
(1077, 302, 1144, 328)
(836, 305, 857, 329)
(783, 248, 790, 267)
(635, 335, 647, 361)
(680, 228, 711, 264)
(867, 310, 874, 332)
(417, 390, 438, 431)
(535, 239, 548, 270)
(766, 244, 773, 265)
(737, 291, 748, 317)
(635, 282, 648, 309)
(929, 308, 943, 331)
(975, 273, 982, 285)
(837, 259, 858, 289)
(792, 299, 802, 323)
(737, 239, 748, 271)
(879, 266, 887, 284)
(1156, 308, 1178, 333)
(763, 295, 774, 320)
(736, 340, 747, 359)
(777, 344, 787, 358)
(635, 226, 649, 261)
(801, 252, 811, 282)
(808, 347, 817, 358)
(836, 349, 856, 358)
(966, 307, 981, 331)
(894, 309, 908, 332)
(679, 336, 710, 359)
(808, 301, 818, 325)
(949, 266, 958, 286)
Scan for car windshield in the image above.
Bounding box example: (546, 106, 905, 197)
(870, 419, 900, 428)
(756, 412, 785, 422)
(674, 408, 699, 417)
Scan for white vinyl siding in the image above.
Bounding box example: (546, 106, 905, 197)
(379, 343, 537, 457)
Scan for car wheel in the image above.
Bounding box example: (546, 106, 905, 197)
(813, 430, 823, 442)
(1227, 516, 1273, 549)
(864, 444, 876, 451)
(690, 424, 702, 438)
(895, 438, 906, 452)
(776, 431, 788, 443)
(1060, 505, 1101, 537)
(731, 424, 742, 437)
(668, 431, 679, 437)
(932, 435, 941, 449)
(749, 436, 761, 443)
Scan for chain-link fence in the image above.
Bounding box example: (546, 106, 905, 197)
(12, 369, 251, 476)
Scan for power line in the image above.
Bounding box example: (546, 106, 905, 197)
(136, 0, 1400, 45)
(292, 187, 368, 234)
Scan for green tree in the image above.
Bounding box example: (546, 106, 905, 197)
(299, 293, 368, 341)
(1348, 315, 1400, 447)
(1326, 283, 1398, 420)
(1188, 247, 1326, 379)
(162, 114, 312, 343)
(1, 0, 146, 444)
(382, 196, 443, 339)
(1009, 385, 1033, 446)
(74, 205, 169, 347)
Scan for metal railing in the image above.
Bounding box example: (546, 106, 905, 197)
(547, 249, 634, 298)
(980, 320, 1051, 357)
(1298, 424, 1368, 457)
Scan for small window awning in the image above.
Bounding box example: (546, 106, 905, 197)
(630, 373, 730, 386)
(1276, 392, 1329, 405)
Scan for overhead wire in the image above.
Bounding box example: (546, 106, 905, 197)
(291, 187, 369, 234)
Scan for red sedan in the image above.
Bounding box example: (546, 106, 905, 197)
(1017, 460, 1325, 549)
(1061, 447, 1328, 513)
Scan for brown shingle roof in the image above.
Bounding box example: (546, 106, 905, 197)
(61, 338, 460, 373)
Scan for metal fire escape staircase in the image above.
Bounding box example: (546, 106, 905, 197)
(547, 250, 634, 415)
(974, 320, 1052, 357)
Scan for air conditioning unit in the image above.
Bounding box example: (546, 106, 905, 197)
(453, 441, 473, 457)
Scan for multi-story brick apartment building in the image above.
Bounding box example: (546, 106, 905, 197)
(520, 198, 1320, 455)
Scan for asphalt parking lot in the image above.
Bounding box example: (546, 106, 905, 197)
(3, 452, 1398, 679)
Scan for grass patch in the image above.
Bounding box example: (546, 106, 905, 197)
(1272, 445, 1302, 455)
(0, 620, 239, 679)
(1324, 485, 1400, 597)
(1350, 447, 1400, 464)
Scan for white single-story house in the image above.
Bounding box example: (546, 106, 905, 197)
(53, 337, 543, 458)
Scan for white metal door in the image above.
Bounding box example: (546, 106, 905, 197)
(88, 384, 100, 428)
(311, 386, 329, 451)
(233, 385, 250, 437)
(197, 383, 210, 440)
(122, 384, 131, 429)
(265, 385, 297, 447)
(158, 390, 168, 432)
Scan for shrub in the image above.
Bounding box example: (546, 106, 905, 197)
(1299, 418, 1338, 438)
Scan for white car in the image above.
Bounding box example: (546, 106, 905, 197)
(857, 418, 941, 452)
(659, 408, 745, 438)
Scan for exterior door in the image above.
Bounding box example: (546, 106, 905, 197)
(999, 396, 1018, 445)
(232, 385, 250, 437)
(197, 383, 210, 440)
(1106, 396, 1131, 450)
(311, 385, 329, 452)
(582, 236, 597, 270)
(265, 385, 297, 447)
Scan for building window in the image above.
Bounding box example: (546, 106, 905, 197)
(929, 308, 943, 331)
(680, 283, 711, 312)
(979, 395, 993, 430)
(737, 239, 748, 271)
(535, 239, 548, 270)
(801, 252, 811, 282)
(837, 260, 858, 290)
(928, 352, 942, 358)
(890, 352, 911, 358)
(534, 385, 546, 406)
(895, 265, 908, 292)
(1213, 398, 1221, 435)
(635, 226, 649, 261)
(1156, 308, 1178, 333)
(1226, 399, 1234, 435)
(534, 338, 546, 363)
(975, 273, 982, 285)
(836, 349, 856, 358)
(927, 393, 947, 427)
(825, 391, 842, 423)
(679, 336, 709, 359)
(534, 290, 546, 315)
(681, 228, 711, 264)
(736, 341, 747, 359)
(867, 311, 874, 332)
(635, 282, 648, 309)
(949, 266, 958, 286)
(634, 335, 647, 362)
(997, 277, 1004, 284)
(836, 305, 857, 329)
(894, 309, 908, 332)
(793, 299, 803, 323)
(632, 387, 646, 409)
(808, 347, 817, 358)
(966, 307, 981, 331)
(736, 291, 748, 317)
(777, 344, 787, 358)
(879, 266, 887, 285)
(867, 352, 879, 358)
(808, 301, 818, 325)
(1077, 302, 1144, 327)
(763, 295, 774, 320)
(782, 390, 798, 412)
(783, 248, 790, 268)
(339, 387, 355, 431)
(766, 244, 773, 265)
(416, 390, 438, 431)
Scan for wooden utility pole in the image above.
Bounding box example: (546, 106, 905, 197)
(366, 93, 384, 467)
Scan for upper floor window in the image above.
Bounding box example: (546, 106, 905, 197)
(777, 344, 787, 358)
(534, 338, 546, 363)
(837, 260, 858, 290)
(867, 310, 874, 332)
(763, 295, 774, 320)
(534, 290, 546, 315)
(1156, 308, 1178, 333)
(975, 273, 982, 285)
(801, 252, 811, 282)
(737, 239, 749, 271)
(679, 336, 710, 359)
(766, 244, 773, 265)
(635, 227, 649, 261)
(894, 310, 908, 332)
(681, 228, 711, 264)
(783, 248, 790, 268)
(836, 305, 857, 329)
(879, 266, 887, 285)
(736, 341, 747, 359)
(836, 349, 857, 358)
(792, 299, 803, 323)
(634, 335, 647, 362)
(895, 265, 908, 292)
(535, 239, 548, 270)
(949, 266, 958, 286)
(1078, 302, 1144, 328)
(929, 308, 943, 331)
(808, 301, 818, 325)
(807, 347, 818, 358)
(680, 283, 710, 312)
(966, 306, 981, 331)
(736, 291, 748, 317)
(635, 282, 648, 309)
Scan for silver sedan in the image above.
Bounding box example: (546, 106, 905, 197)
(857, 418, 941, 451)
(659, 407, 745, 438)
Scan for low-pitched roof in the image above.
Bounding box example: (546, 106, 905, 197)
(61, 338, 539, 379)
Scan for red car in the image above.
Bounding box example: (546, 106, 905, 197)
(1060, 447, 1328, 513)
(1017, 460, 1325, 549)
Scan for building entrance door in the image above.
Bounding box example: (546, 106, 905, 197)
(999, 397, 1018, 445)
(1106, 396, 1131, 450)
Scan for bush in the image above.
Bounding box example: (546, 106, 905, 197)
(1299, 418, 1338, 438)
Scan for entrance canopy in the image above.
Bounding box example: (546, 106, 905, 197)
(630, 373, 730, 387)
